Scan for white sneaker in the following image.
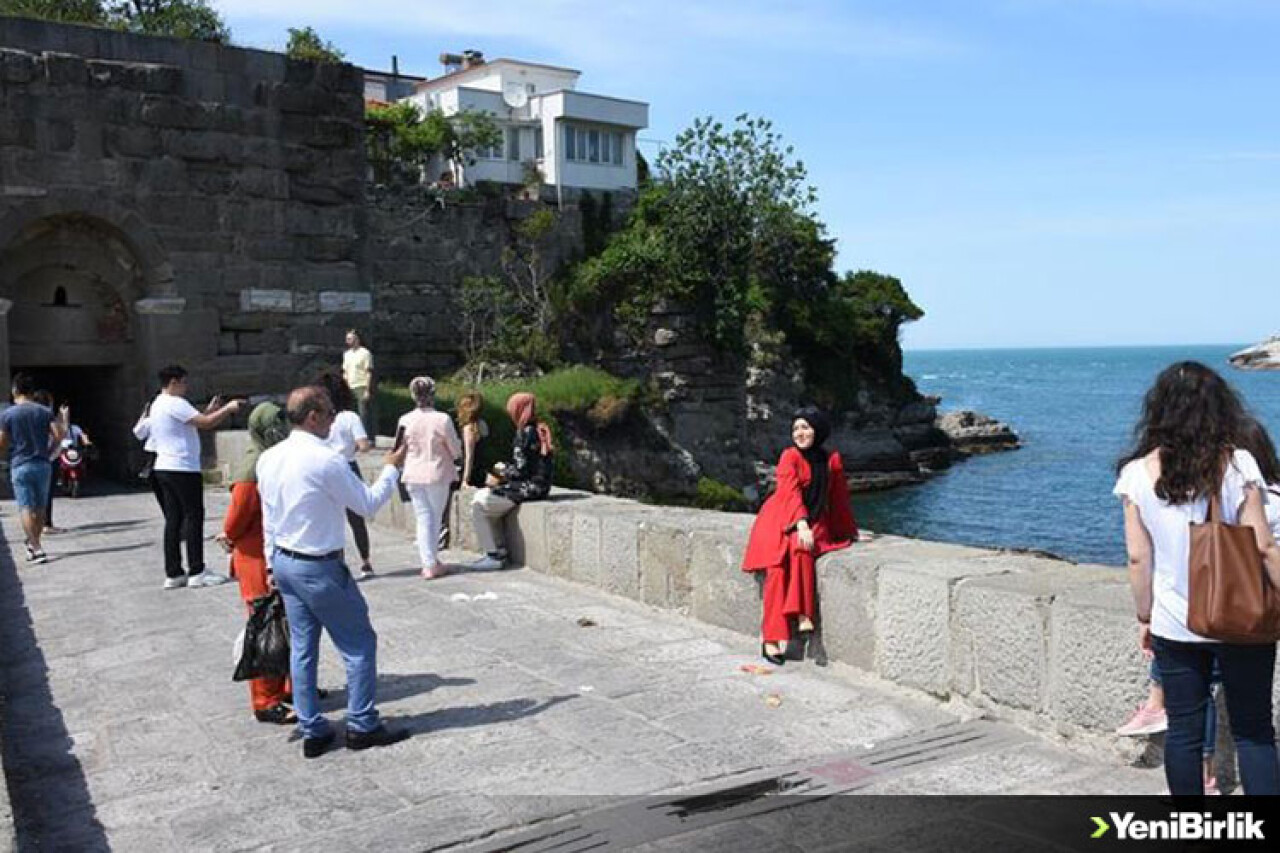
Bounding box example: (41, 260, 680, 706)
(468, 554, 505, 571)
(188, 571, 230, 588)
(163, 576, 188, 590)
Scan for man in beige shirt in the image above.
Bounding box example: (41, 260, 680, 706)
(342, 329, 376, 437)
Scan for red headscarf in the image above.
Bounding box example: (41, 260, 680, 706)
(506, 392, 554, 456)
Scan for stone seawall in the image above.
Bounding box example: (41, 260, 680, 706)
(356, 457, 1280, 739)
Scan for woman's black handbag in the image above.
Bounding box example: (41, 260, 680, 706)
(233, 591, 291, 681)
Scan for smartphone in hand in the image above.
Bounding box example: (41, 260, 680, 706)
(393, 425, 407, 451)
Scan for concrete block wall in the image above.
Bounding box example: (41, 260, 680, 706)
(357, 461, 1280, 737)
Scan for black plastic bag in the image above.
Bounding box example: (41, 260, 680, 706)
(233, 591, 291, 681)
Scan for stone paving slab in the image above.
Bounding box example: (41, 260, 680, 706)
(0, 489, 1165, 851)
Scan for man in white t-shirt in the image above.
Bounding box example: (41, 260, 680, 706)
(150, 364, 244, 590)
(342, 330, 376, 438)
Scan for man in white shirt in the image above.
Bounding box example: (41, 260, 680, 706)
(150, 365, 243, 590)
(342, 330, 376, 437)
(257, 385, 408, 759)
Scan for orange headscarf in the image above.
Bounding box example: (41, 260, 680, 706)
(506, 392, 553, 456)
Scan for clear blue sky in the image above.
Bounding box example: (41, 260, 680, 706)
(218, 0, 1280, 350)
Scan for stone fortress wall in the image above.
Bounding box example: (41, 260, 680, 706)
(0, 18, 591, 475)
(0, 17, 367, 472)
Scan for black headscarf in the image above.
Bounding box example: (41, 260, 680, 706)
(793, 406, 832, 520)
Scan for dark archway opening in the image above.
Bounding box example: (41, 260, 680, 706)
(10, 365, 133, 486)
(2, 214, 152, 483)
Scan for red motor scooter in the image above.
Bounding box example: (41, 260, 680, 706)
(57, 446, 87, 498)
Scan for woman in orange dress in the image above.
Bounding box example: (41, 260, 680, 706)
(742, 407, 858, 664)
(216, 401, 294, 723)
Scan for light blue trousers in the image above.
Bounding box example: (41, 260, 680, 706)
(272, 552, 380, 738)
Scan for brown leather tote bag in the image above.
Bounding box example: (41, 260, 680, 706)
(1187, 491, 1280, 643)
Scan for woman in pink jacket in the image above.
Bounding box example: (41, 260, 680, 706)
(397, 376, 462, 579)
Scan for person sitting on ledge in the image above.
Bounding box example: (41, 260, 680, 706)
(742, 407, 858, 665)
(467, 392, 554, 571)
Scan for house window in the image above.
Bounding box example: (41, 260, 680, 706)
(506, 127, 520, 161)
(564, 124, 624, 165)
(534, 127, 544, 159)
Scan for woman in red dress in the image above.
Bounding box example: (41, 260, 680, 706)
(742, 407, 858, 664)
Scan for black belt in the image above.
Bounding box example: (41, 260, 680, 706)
(276, 547, 343, 562)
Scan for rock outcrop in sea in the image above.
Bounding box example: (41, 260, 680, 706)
(935, 410, 1021, 456)
(1229, 336, 1280, 371)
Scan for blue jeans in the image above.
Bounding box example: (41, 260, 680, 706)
(1150, 658, 1218, 757)
(1153, 636, 1280, 796)
(272, 552, 380, 738)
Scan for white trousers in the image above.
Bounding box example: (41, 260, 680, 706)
(470, 487, 516, 555)
(408, 482, 453, 569)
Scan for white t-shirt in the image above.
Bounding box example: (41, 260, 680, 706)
(149, 393, 202, 473)
(1114, 449, 1266, 643)
(324, 410, 368, 461)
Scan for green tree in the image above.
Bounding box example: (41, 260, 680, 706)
(567, 114, 923, 407)
(364, 102, 502, 186)
(285, 26, 344, 63)
(0, 0, 228, 39)
(108, 0, 230, 41)
(0, 0, 106, 25)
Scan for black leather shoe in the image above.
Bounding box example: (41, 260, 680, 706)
(762, 643, 786, 666)
(254, 704, 296, 725)
(345, 725, 410, 751)
(302, 730, 335, 759)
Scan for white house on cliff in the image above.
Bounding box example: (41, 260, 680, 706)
(403, 51, 649, 194)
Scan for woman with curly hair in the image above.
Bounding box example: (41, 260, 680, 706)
(1114, 361, 1280, 795)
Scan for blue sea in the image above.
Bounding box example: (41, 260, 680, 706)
(854, 345, 1280, 567)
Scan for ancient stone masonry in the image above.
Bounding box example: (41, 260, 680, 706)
(0, 18, 370, 472)
(366, 189, 584, 379)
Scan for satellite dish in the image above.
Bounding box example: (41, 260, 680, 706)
(502, 83, 529, 109)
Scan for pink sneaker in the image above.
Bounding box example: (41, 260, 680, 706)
(1204, 776, 1219, 796)
(421, 564, 449, 580)
(1116, 704, 1168, 737)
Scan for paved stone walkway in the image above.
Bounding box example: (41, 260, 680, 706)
(0, 488, 1165, 851)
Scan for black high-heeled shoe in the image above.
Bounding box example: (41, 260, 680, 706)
(762, 643, 786, 666)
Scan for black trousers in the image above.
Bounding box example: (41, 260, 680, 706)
(345, 461, 371, 562)
(153, 470, 205, 578)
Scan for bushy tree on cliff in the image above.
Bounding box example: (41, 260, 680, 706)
(285, 26, 344, 63)
(568, 114, 923, 407)
(1, 0, 230, 40)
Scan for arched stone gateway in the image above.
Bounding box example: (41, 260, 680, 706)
(0, 213, 171, 480)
